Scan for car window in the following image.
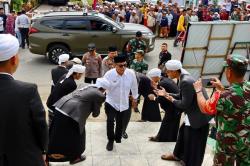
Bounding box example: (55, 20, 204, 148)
(41, 19, 64, 29)
(90, 20, 112, 31)
(64, 20, 90, 30)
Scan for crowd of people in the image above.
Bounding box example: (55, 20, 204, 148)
(1, 1, 250, 47)
(83, 0, 250, 38)
(0, 8, 30, 49)
(0, 1, 250, 166)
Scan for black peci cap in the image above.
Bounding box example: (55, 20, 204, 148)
(136, 31, 142, 37)
(114, 54, 127, 63)
(108, 46, 117, 52)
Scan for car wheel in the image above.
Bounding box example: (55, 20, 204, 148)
(48, 44, 69, 64)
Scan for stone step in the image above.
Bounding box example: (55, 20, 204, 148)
(49, 122, 214, 166)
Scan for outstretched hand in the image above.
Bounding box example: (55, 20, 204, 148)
(154, 86, 167, 97)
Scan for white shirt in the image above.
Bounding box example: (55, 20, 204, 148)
(104, 68, 138, 112)
(17, 14, 30, 28)
(166, 14, 173, 26)
(14, 16, 19, 32)
(225, 2, 231, 12)
(185, 115, 191, 126)
(0, 17, 3, 31)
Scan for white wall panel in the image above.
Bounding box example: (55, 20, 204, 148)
(185, 25, 210, 48)
(210, 24, 234, 38)
(182, 22, 250, 85)
(203, 58, 225, 74)
(231, 23, 250, 47)
(207, 40, 229, 55)
(182, 50, 206, 66)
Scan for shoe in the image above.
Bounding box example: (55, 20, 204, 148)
(69, 155, 86, 165)
(122, 132, 128, 139)
(180, 160, 186, 166)
(106, 141, 114, 151)
(161, 153, 180, 161)
(148, 136, 159, 142)
(115, 139, 121, 143)
(137, 120, 146, 122)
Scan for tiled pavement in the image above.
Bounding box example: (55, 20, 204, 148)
(50, 122, 214, 166)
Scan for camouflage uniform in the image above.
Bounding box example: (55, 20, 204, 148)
(130, 59, 148, 74)
(213, 55, 250, 166)
(127, 38, 146, 66)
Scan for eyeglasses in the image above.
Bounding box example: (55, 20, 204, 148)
(117, 63, 127, 68)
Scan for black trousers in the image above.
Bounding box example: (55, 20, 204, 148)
(84, 77, 97, 84)
(156, 110, 181, 142)
(122, 101, 132, 134)
(0, 155, 7, 166)
(173, 123, 209, 166)
(19, 28, 29, 48)
(105, 102, 129, 142)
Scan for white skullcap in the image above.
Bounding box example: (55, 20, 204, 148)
(165, 60, 189, 74)
(132, 9, 137, 13)
(95, 77, 110, 90)
(71, 57, 82, 64)
(65, 64, 86, 79)
(147, 68, 161, 78)
(58, 54, 69, 65)
(0, 34, 19, 61)
(165, 60, 182, 70)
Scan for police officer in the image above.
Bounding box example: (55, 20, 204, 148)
(126, 31, 147, 67)
(193, 54, 250, 166)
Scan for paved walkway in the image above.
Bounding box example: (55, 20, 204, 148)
(50, 122, 214, 166)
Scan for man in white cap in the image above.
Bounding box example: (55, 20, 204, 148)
(48, 78, 107, 164)
(66, 57, 82, 70)
(139, 68, 162, 122)
(129, 9, 139, 24)
(154, 60, 211, 166)
(47, 64, 85, 125)
(148, 68, 181, 142)
(0, 34, 48, 165)
(51, 53, 70, 91)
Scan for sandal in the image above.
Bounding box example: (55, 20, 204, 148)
(69, 155, 86, 165)
(148, 136, 159, 142)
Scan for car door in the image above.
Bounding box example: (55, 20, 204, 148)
(88, 18, 121, 54)
(63, 18, 91, 56)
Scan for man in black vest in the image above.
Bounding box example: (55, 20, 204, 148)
(155, 60, 211, 166)
(50, 53, 69, 91)
(0, 34, 48, 166)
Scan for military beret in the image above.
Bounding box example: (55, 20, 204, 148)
(224, 54, 249, 70)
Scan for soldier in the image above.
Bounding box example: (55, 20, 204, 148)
(193, 54, 250, 166)
(130, 50, 148, 74)
(126, 31, 147, 67)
